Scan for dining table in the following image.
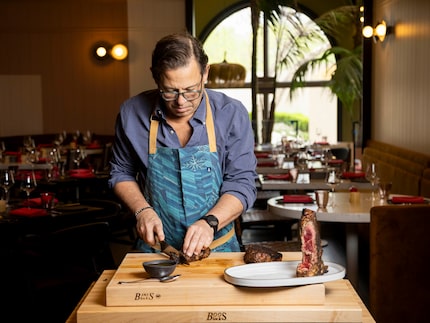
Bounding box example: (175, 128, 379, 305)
(67, 252, 375, 323)
(267, 192, 389, 290)
(258, 174, 374, 192)
(0, 200, 105, 240)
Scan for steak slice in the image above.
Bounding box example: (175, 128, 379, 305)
(168, 247, 211, 264)
(296, 208, 327, 277)
(243, 244, 283, 263)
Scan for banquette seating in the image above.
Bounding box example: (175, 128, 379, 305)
(369, 205, 430, 323)
(362, 139, 430, 197)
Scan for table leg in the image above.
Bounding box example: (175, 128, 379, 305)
(345, 223, 359, 289)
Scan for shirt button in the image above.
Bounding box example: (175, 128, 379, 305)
(170, 129, 174, 134)
(207, 167, 211, 172)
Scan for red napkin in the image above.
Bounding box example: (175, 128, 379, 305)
(255, 152, 270, 158)
(23, 197, 59, 207)
(391, 196, 426, 204)
(16, 170, 44, 180)
(328, 159, 344, 165)
(4, 151, 22, 162)
(257, 161, 277, 167)
(69, 169, 95, 178)
(266, 174, 290, 180)
(283, 195, 314, 203)
(10, 208, 48, 217)
(86, 142, 101, 149)
(342, 171, 366, 179)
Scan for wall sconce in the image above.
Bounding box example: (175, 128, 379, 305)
(93, 42, 128, 61)
(362, 20, 393, 42)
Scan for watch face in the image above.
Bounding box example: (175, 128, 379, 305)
(205, 215, 218, 232)
(206, 215, 218, 226)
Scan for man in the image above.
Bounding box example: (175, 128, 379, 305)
(109, 32, 257, 258)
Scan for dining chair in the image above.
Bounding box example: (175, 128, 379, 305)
(235, 207, 297, 250)
(80, 198, 136, 245)
(13, 221, 116, 322)
(369, 204, 430, 323)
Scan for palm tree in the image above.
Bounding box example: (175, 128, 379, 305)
(250, 0, 363, 143)
(290, 5, 363, 117)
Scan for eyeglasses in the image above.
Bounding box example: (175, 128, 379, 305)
(160, 77, 203, 102)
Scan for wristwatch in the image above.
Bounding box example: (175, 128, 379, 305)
(201, 215, 219, 234)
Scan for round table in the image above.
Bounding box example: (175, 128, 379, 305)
(267, 192, 387, 289)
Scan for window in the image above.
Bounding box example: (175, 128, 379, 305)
(202, 5, 337, 145)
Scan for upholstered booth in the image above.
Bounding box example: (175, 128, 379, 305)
(362, 140, 430, 197)
(369, 205, 430, 323)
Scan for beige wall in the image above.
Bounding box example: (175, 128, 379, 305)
(128, 0, 186, 96)
(0, 0, 130, 137)
(372, 0, 430, 154)
(0, 0, 186, 138)
(1, 0, 429, 157)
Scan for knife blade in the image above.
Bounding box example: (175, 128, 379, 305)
(159, 240, 190, 265)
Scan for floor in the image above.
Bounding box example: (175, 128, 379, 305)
(109, 219, 370, 307)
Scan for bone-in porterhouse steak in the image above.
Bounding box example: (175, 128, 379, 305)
(296, 208, 328, 277)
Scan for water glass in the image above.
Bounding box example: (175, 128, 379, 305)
(315, 190, 329, 209)
(378, 181, 392, 201)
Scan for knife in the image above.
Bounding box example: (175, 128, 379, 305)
(158, 240, 190, 265)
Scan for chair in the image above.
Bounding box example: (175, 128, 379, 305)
(235, 208, 297, 250)
(330, 147, 350, 161)
(369, 205, 430, 323)
(14, 221, 116, 322)
(80, 198, 136, 244)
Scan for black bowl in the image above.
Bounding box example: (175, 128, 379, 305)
(142, 259, 177, 278)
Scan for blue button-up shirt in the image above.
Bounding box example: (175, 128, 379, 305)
(109, 89, 257, 212)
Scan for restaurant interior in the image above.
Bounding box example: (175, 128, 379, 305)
(1, 0, 430, 322)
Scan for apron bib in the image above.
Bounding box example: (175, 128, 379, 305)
(136, 92, 240, 253)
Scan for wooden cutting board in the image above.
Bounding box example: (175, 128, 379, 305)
(106, 252, 326, 307)
(74, 269, 368, 323)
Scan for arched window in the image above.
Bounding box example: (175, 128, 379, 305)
(202, 4, 337, 145)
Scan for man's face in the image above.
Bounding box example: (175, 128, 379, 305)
(159, 59, 209, 121)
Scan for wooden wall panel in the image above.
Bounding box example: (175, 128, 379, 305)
(372, 0, 430, 154)
(0, 75, 43, 136)
(0, 0, 129, 137)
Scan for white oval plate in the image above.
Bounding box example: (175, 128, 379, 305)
(224, 261, 345, 287)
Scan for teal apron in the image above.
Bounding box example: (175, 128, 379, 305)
(136, 92, 240, 253)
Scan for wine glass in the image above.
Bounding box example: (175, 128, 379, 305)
(0, 141, 5, 162)
(320, 148, 333, 168)
(325, 167, 340, 206)
(0, 169, 15, 206)
(296, 148, 308, 170)
(365, 162, 379, 200)
(325, 167, 340, 192)
(20, 171, 37, 206)
(73, 147, 86, 169)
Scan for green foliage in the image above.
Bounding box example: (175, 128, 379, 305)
(274, 112, 308, 132)
(290, 5, 363, 116)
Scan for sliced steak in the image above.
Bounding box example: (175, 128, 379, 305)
(243, 244, 283, 263)
(296, 208, 327, 277)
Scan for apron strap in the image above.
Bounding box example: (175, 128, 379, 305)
(149, 115, 159, 155)
(209, 226, 235, 249)
(149, 91, 217, 154)
(204, 92, 217, 153)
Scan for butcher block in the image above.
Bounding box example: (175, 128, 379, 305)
(105, 252, 326, 307)
(70, 253, 375, 322)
